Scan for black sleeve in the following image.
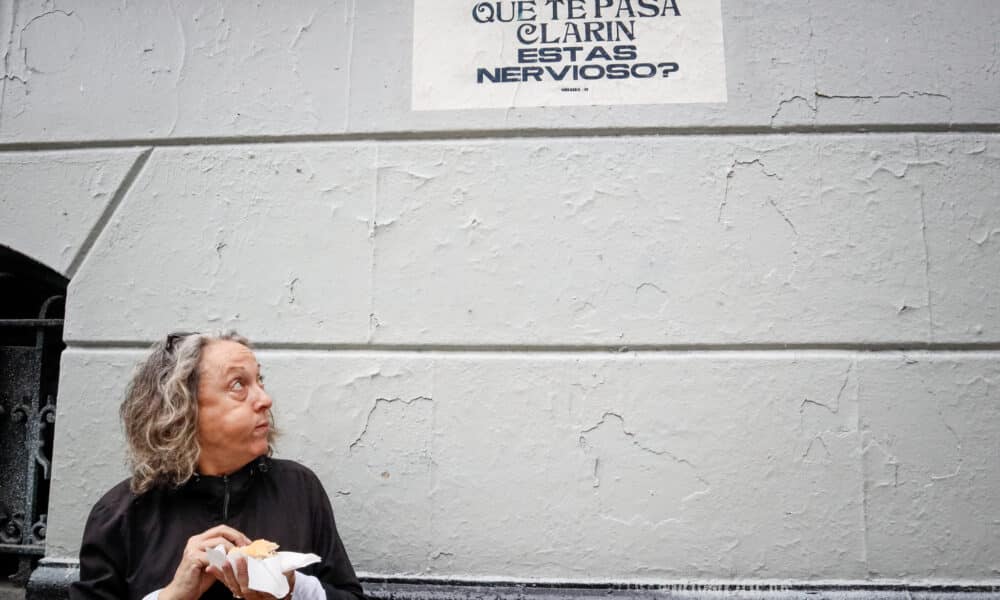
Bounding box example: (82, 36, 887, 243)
(69, 496, 129, 600)
(304, 472, 365, 600)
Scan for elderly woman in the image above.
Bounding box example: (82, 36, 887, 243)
(70, 332, 364, 600)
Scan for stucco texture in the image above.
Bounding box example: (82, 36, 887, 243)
(1, 0, 999, 587)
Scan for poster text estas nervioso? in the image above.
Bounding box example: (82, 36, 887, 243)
(473, 0, 682, 85)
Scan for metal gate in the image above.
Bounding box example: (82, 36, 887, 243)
(0, 248, 66, 587)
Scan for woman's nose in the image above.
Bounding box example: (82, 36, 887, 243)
(255, 388, 273, 410)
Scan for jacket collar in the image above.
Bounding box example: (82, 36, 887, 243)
(184, 455, 271, 518)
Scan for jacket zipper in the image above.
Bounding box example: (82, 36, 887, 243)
(223, 475, 230, 521)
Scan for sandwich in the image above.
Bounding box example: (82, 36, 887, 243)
(234, 539, 280, 559)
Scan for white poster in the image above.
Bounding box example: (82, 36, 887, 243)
(412, 0, 727, 110)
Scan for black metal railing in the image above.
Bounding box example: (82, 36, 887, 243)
(1, 251, 67, 587)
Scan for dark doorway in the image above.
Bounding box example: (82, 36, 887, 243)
(0, 246, 66, 588)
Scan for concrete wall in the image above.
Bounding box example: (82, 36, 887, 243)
(2, 0, 999, 585)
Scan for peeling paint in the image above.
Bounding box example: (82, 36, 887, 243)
(19, 9, 82, 74)
(917, 186, 935, 342)
(770, 95, 816, 126)
(815, 90, 953, 104)
(368, 145, 380, 342)
(0, 0, 22, 130)
(3, 1, 999, 582)
(928, 415, 962, 482)
(766, 197, 798, 236)
(801, 362, 854, 416)
(339, 366, 405, 389)
(289, 10, 320, 50)
(349, 396, 434, 453)
(772, 87, 955, 127)
(718, 157, 781, 225)
(579, 411, 709, 490)
(802, 435, 832, 463)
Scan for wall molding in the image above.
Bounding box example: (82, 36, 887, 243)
(60, 341, 1000, 354)
(1, 124, 1000, 154)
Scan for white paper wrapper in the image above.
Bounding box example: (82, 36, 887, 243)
(206, 544, 321, 598)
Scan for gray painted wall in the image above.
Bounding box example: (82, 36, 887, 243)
(1, 0, 998, 585)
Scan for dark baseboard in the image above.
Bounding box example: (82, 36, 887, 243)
(27, 560, 1000, 600)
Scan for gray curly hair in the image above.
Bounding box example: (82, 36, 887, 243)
(120, 331, 275, 494)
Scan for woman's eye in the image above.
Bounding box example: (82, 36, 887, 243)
(257, 374, 266, 387)
(231, 380, 244, 391)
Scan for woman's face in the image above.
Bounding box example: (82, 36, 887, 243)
(195, 340, 272, 476)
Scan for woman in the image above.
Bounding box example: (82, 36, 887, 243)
(70, 332, 364, 600)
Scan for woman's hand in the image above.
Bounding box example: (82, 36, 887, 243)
(214, 555, 295, 599)
(160, 525, 251, 600)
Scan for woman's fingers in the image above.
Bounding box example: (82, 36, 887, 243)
(219, 555, 285, 599)
(199, 535, 239, 555)
(213, 558, 243, 596)
(188, 527, 285, 598)
(191, 529, 249, 597)
(166, 532, 227, 600)
(235, 555, 251, 595)
(198, 524, 252, 547)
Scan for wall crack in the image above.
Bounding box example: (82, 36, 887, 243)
(914, 138, 935, 343)
(815, 90, 952, 103)
(718, 157, 782, 224)
(929, 416, 963, 481)
(349, 396, 434, 453)
(579, 411, 709, 490)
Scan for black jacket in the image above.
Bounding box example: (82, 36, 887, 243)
(70, 457, 364, 600)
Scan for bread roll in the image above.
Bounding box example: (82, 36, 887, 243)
(236, 539, 279, 558)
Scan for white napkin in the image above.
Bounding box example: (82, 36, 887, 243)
(206, 544, 321, 598)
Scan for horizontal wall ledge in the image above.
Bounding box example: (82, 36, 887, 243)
(26, 562, 1000, 600)
(61, 341, 1000, 354)
(3, 124, 1000, 152)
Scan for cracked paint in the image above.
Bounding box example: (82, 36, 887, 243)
(286, 277, 299, 305)
(3, 0, 354, 139)
(913, 138, 936, 343)
(289, 10, 320, 50)
(928, 413, 962, 482)
(765, 197, 798, 236)
(634, 282, 668, 315)
(720, 158, 781, 222)
(917, 185, 934, 342)
(0, 0, 23, 130)
(349, 396, 434, 453)
(9, 0, 1000, 585)
(579, 412, 710, 501)
(816, 90, 952, 104)
(164, 0, 186, 136)
(719, 156, 796, 236)
(771, 88, 954, 126)
(859, 356, 999, 578)
(2, 3, 996, 141)
(368, 146, 380, 342)
(341, 366, 385, 388)
(769, 95, 816, 126)
(19, 9, 81, 74)
(864, 435, 902, 490)
(802, 435, 832, 463)
(801, 362, 854, 416)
